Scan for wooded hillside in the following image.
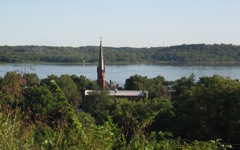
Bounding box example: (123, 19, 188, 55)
(0, 44, 240, 63)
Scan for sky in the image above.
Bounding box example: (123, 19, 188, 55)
(1, 0, 240, 47)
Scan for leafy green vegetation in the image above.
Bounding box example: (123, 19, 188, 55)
(0, 72, 238, 149)
(1, 44, 240, 64)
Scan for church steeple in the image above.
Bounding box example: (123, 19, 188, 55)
(98, 39, 104, 71)
(97, 38, 106, 88)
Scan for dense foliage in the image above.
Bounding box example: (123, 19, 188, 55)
(0, 71, 238, 149)
(1, 44, 240, 63)
(173, 75, 240, 143)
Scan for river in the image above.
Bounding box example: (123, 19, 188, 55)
(0, 64, 240, 86)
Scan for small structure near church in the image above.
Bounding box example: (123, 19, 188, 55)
(82, 39, 148, 101)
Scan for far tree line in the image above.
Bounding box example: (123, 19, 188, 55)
(1, 44, 240, 63)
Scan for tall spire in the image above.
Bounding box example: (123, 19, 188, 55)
(97, 38, 106, 88)
(98, 38, 104, 71)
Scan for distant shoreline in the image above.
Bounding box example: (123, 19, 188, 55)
(1, 44, 240, 65)
(2, 61, 240, 67)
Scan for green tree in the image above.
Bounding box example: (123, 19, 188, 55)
(0, 72, 25, 112)
(41, 74, 82, 108)
(71, 75, 95, 90)
(57, 75, 81, 108)
(125, 74, 148, 90)
(83, 89, 113, 123)
(24, 85, 56, 123)
(24, 73, 40, 86)
(125, 75, 169, 99)
(40, 74, 58, 86)
(173, 75, 240, 143)
(148, 98, 175, 132)
(149, 76, 169, 99)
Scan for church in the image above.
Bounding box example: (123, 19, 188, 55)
(82, 39, 148, 101)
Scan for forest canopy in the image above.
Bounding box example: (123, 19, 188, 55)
(0, 72, 239, 149)
(1, 44, 240, 64)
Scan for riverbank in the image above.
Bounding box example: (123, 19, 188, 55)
(2, 61, 240, 67)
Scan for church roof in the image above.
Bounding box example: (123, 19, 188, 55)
(84, 90, 148, 97)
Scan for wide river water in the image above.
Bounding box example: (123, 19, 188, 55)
(1, 64, 240, 86)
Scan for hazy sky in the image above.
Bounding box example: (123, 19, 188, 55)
(1, 0, 240, 47)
